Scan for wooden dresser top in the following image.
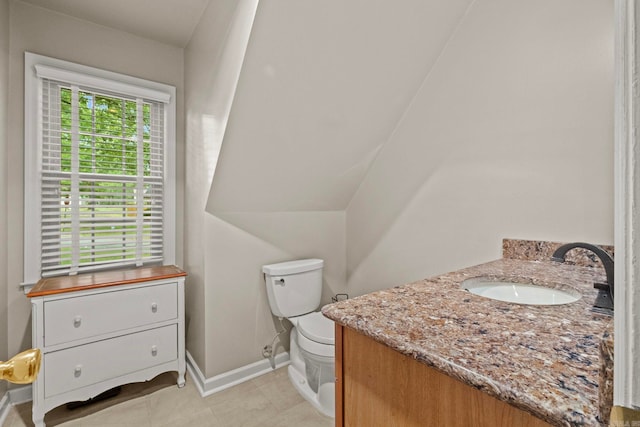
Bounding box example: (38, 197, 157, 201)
(27, 265, 187, 298)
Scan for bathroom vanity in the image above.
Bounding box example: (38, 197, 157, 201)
(27, 265, 186, 427)
(323, 240, 613, 427)
(335, 325, 551, 427)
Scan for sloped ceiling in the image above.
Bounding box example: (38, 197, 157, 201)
(20, 0, 477, 214)
(206, 0, 474, 213)
(18, 0, 210, 47)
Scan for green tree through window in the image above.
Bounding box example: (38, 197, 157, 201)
(40, 83, 164, 275)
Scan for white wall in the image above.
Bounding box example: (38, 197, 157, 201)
(184, 0, 252, 375)
(6, 0, 185, 357)
(1, 0, 615, 389)
(185, 0, 475, 378)
(203, 212, 345, 375)
(185, 0, 348, 377)
(207, 0, 473, 213)
(0, 0, 10, 396)
(346, 0, 615, 297)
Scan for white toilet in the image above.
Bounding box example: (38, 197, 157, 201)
(262, 259, 335, 418)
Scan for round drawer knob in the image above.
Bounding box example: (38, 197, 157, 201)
(151, 345, 158, 357)
(74, 365, 82, 377)
(73, 316, 82, 328)
(151, 303, 158, 313)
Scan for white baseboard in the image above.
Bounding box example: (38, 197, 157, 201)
(186, 350, 290, 398)
(0, 385, 32, 425)
(0, 392, 11, 426)
(8, 385, 32, 405)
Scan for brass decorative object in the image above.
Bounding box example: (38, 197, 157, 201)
(0, 349, 41, 384)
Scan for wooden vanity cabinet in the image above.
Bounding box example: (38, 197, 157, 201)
(335, 324, 553, 427)
(27, 266, 186, 427)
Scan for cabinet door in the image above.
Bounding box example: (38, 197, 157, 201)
(339, 326, 553, 427)
(44, 324, 177, 398)
(44, 283, 177, 346)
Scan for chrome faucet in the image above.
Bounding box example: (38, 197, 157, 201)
(551, 242, 614, 311)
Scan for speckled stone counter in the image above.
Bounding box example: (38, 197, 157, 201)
(323, 239, 613, 427)
(599, 322, 614, 426)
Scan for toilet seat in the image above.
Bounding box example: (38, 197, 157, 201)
(297, 312, 334, 345)
(296, 329, 334, 358)
(292, 312, 334, 358)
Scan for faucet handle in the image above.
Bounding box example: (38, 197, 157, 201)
(593, 282, 614, 312)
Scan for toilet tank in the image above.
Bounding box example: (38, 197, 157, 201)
(263, 259, 324, 318)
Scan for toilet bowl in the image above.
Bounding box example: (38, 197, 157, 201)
(288, 312, 334, 417)
(262, 259, 335, 418)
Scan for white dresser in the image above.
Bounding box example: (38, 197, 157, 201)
(27, 265, 186, 427)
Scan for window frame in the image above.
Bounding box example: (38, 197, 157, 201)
(23, 52, 176, 286)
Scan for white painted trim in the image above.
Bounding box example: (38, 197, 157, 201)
(0, 386, 37, 425)
(8, 385, 32, 405)
(34, 64, 171, 103)
(0, 384, 34, 424)
(163, 82, 177, 267)
(185, 350, 290, 398)
(20, 281, 35, 294)
(24, 52, 42, 286)
(23, 52, 177, 285)
(614, 0, 640, 409)
(0, 392, 11, 426)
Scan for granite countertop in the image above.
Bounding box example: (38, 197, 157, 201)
(322, 239, 613, 427)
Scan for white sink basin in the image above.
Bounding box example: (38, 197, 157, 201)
(461, 277, 581, 306)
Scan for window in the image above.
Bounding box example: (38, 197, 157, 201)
(24, 53, 176, 283)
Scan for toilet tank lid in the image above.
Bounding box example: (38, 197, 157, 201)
(262, 259, 324, 275)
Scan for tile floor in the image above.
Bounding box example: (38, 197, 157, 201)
(3, 367, 333, 427)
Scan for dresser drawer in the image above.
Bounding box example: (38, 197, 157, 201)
(44, 325, 177, 398)
(43, 283, 177, 346)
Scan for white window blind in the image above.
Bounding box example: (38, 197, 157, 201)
(39, 78, 165, 277)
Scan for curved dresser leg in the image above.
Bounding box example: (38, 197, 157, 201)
(177, 371, 186, 388)
(32, 410, 45, 427)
